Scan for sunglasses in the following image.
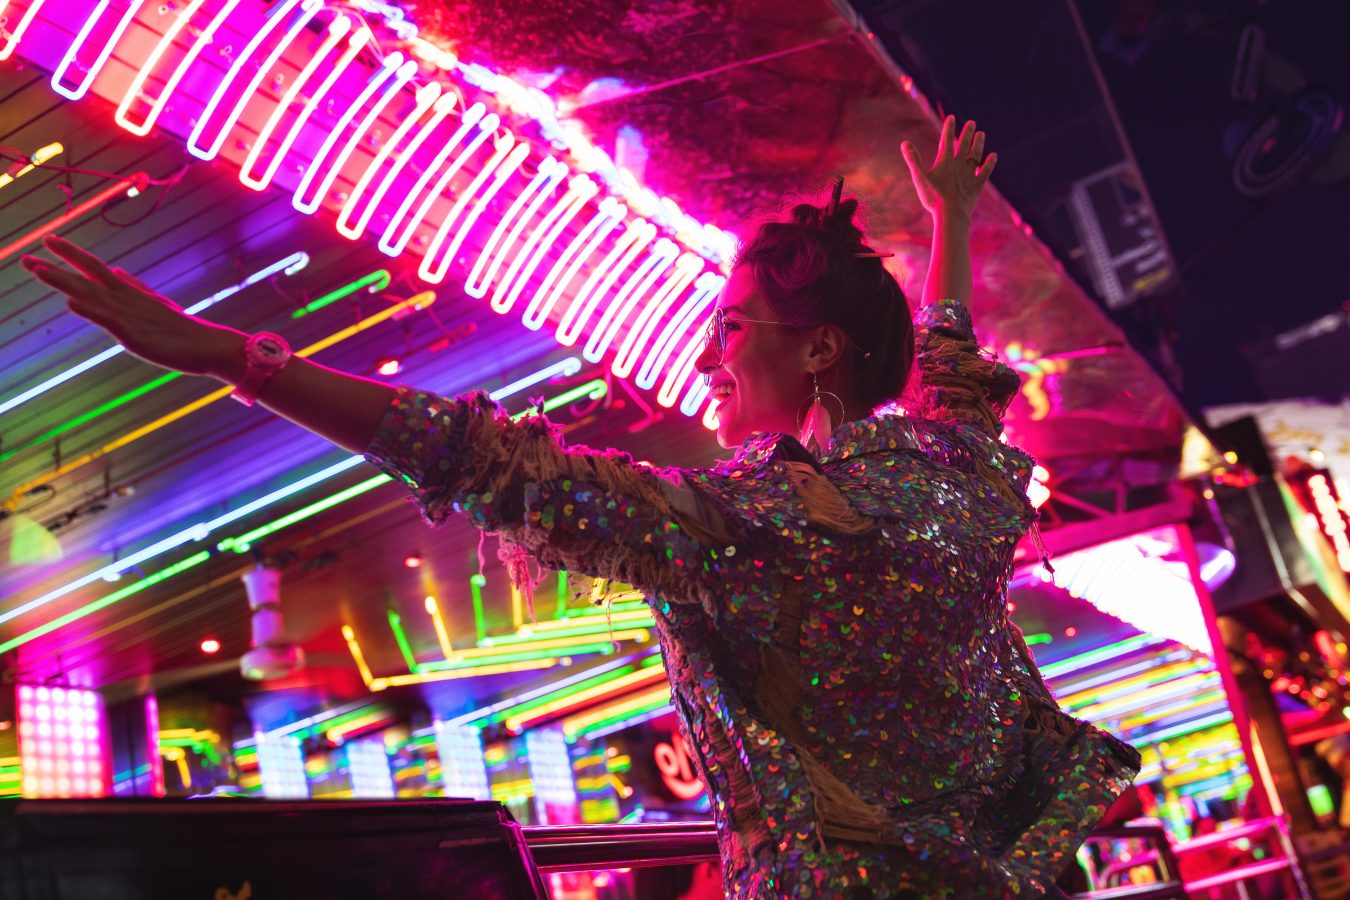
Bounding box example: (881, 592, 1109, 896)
(701, 308, 791, 369)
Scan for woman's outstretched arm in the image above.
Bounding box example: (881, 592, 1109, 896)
(901, 114, 998, 308)
(22, 235, 393, 454)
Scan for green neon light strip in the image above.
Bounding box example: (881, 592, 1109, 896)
(388, 610, 419, 672)
(416, 642, 616, 672)
(509, 379, 607, 421)
(556, 571, 568, 618)
(292, 270, 391, 318)
(1138, 711, 1233, 745)
(218, 474, 391, 552)
(558, 599, 649, 618)
(0, 552, 211, 654)
(470, 574, 488, 643)
(572, 694, 672, 738)
(484, 654, 664, 726)
(157, 737, 222, 765)
(478, 618, 654, 645)
(0, 372, 179, 464)
(1037, 634, 1166, 680)
(1022, 632, 1052, 645)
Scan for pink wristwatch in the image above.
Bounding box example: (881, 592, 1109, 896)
(231, 332, 292, 407)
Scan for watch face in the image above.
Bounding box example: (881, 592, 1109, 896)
(256, 339, 286, 362)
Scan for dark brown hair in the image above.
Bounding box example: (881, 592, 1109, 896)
(734, 193, 913, 409)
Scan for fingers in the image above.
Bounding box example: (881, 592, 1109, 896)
(42, 234, 121, 286)
(975, 152, 998, 186)
(112, 267, 153, 293)
(955, 119, 976, 159)
(969, 130, 986, 162)
(935, 114, 955, 160)
(901, 140, 927, 177)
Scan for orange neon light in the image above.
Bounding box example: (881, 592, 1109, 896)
(0, 176, 146, 263)
(502, 664, 668, 733)
(561, 684, 672, 738)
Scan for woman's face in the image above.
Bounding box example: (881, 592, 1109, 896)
(695, 268, 813, 449)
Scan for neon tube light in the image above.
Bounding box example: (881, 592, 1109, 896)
(373, 659, 558, 691)
(187, 0, 322, 161)
(555, 219, 656, 346)
(293, 54, 417, 214)
(239, 15, 370, 192)
(1047, 648, 1192, 697)
(426, 630, 649, 666)
(1036, 634, 1169, 680)
(378, 104, 496, 257)
(488, 358, 582, 400)
(341, 625, 376, 687)
(611, 253, 703, 379)
(490, 175, 599, 314)
(464, 156, 567, 299)
(580, 703, 675, 742)
(502, 664, 668, 733)
(217, 473, 389, 553)
(0, 552, 210, 655)
(520, 197, 627, 330)
(487, 658, 666, 729)
(418, 140, 532, 285)
(0, 141, 62, 191)
(387, 610, 419, 672)
(0, 456, 368, 629)
(561, 684, 673, 740)
(658, 324, 713, 409)
(291, 269, 391, 318)
(445, 653, 659, 727)
(0, 252, 308, 422)
(51, 0, 147, 100)
(507, 379, 607, 421)
(425, 595, 455, 659)
(338, 87, 455, 240)
(115, 0, 244, 137)
(636, 272, 723, 389)
(582, 239, 678, 363)
(0, 0, 49, 60)
(0, 176, 146, 263)
(418, 643, 616, 671)
(6, 287, 430, 502)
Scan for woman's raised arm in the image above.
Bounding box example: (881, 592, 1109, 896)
(22, 235, 394, 454)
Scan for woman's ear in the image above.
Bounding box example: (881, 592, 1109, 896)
(806, 324, 850, 372)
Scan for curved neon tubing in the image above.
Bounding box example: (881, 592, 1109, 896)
(680, 377, 712, 417)
(336, 85, 450, 239)
(0, 0, 49, 60)
(239, 15, 370, 192)
(0, 252, 308, 421)
(636, 272, 722, 390)
(657, 301, 721, 408)
(377, 103, 492, 257)
(701, 398, 719, 431)
(463, 156, 567, 299)
(52, 0, 147, 99)
(581, 239, 678, 363)
(293, 55, 416, 214)
(610, 253, 703, 380)
(520, 197, 626, 331)
(186, 0, 318, 160)
(115, 0, 243, 136)
(490, 175, 599, 314)
(555, 219, 656, 346)
(419, 140, 531, 285)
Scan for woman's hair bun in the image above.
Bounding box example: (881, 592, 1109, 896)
(786, 199, 865, 246)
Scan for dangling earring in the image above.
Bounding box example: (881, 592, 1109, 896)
(797, 372, 845, 454)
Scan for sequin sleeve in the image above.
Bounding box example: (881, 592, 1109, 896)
(915, 299, 1022, 438)
(363, 386, 734, 607)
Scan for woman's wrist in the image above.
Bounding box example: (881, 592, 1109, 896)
(203, 326, 249, 385)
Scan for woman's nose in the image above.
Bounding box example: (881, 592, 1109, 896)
(694, 332, 719, 376)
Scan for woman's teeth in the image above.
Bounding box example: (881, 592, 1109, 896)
(711, 384, 734, 401)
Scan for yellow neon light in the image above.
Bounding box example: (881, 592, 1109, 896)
(528, 608, 654, 632)
(510, 583, 525, 630)
(371, 658, 557, 691)
(1117, 690, 1228, 730)
(425, 595, 455, 659)
(342, 624, 376, 688)
(502, 664, 668, 733)
(457, 629, 648, 659)
(0, 142, 63, 191)
(1056, 659, 1210, 708)
(561, 684, 672, 738)
(325, 710, 390, 742)
(7, 289, 434, 504)
(1079, 674, 1220, 722)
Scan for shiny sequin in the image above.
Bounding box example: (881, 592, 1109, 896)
(365, 300, 1141, 898)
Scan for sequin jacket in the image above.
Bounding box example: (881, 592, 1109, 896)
(365, 300, 1142, 899)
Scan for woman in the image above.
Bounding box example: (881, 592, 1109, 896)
(22, 117, 1140, 897)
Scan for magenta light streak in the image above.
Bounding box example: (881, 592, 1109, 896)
(419, 139, 531, 284)
(611, 253, 703, 380)
(582, 239, 679, 363)
(51, 0, 147, 100)
(464, 155, 568, 298)
(0, 0, 50, 60)
(638, 271, 723, 391)
(521, 196, 627, 331)
(490, 174, 598, 314)
(556, 219, 657, 347)
(187, 0, 321, 161)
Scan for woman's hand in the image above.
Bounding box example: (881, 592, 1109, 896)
(901, 115, 998, 223)
(21, 235, 242, 377)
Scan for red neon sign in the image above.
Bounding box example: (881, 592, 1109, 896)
(653, 735, 704, 801)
